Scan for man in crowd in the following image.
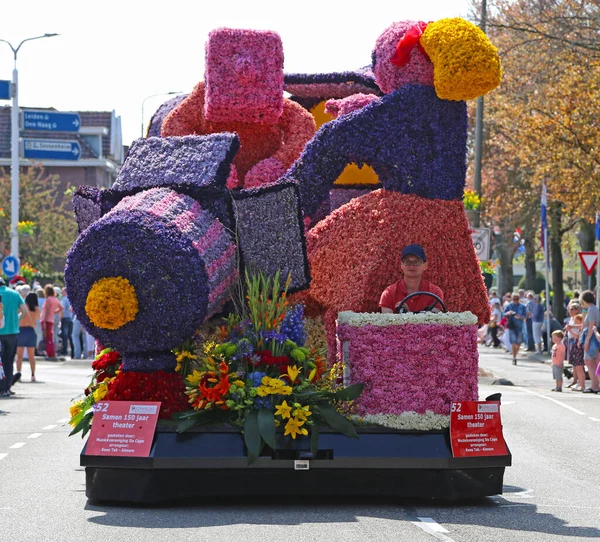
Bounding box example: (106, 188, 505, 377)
(503, 292, 527, 365)
(379, 244, 444, 314)
(0, 278, 29, 398)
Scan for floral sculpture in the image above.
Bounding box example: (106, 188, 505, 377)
(161, 28, 316, 189)
(283, 18, 501, 359)
(66, 133, 310, 412)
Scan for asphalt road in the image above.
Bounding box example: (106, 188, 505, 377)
(0, 350, 599, 542)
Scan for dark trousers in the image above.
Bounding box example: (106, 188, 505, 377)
(0, 334, 18, 392)
(490, 325, 500, 347)
(526, 319, 535, 350)
(60, 318, 74, 357)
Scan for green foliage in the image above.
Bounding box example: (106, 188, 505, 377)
(517, 271, 546, 294)
(0, 166, 77, 273)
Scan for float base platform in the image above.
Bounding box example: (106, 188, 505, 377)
(81, 426, 511, 504)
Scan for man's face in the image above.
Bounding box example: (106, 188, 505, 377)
(512, 296, 520, 304)
(401, 256, 426, 279)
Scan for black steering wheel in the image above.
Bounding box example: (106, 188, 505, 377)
(394, 291, 447, 314)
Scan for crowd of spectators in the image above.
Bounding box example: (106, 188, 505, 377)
(482, 287, 600, 394)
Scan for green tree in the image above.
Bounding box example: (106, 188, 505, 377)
(0, 166, 77, 274)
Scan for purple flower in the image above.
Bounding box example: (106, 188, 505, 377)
(280, 303, 306, 346)
(282, 85, 467, 218)
(146, 94, 189, 138)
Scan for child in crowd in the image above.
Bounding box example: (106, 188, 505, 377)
(551, 330, 566, 392)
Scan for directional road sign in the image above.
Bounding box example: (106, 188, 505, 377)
(22, 110, 81, 132)
(2, 255, 20, 278)
(578, 251, 598, 276)
(22, 139, 81, 161)
(0, 80, 11, 100)
(471, 228, 491, 261)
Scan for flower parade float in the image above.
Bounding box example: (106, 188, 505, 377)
(68, 19, 510, 504)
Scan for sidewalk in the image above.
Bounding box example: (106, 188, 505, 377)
(28, 355, 93, 366)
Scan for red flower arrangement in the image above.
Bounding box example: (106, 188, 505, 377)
(302, 190, 490, 360)
(104, 371, 189, 419)
(188, 361, 231, 410)
(91, 350, 121, 372)
(255, 350, 291, 374)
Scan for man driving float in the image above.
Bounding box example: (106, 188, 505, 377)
(379, 244, 444, 313)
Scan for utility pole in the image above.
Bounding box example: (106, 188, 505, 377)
(472, 0, 487, 228)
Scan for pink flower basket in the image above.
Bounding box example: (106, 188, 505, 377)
(337, 312, 479, 416)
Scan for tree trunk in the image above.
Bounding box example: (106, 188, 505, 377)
(549, 203, 565, 323)
(523, 221, 537, 291)
(495, 228, 514, 295)
(578, 220, 596, 292)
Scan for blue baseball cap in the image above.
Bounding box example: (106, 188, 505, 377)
(401, 244, 426, 262)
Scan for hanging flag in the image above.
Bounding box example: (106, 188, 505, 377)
(595, 212, 600, 241)
(541, 181, 547, 248)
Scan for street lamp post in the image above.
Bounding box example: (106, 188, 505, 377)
(0, 33, 59, 260)
(141, 91, 182, 138)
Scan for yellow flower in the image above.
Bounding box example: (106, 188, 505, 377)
(69, 401, 83, 424)
(186, 369, 204, 386)
(286, 365, 300, 383)
(233, 380, 245, 387)
(256, 386, 270, 397)
(284, 417, 308, 439)
(292, 405, 311, 421)
(275, 400, 292, 419)
(92, 382, 109, 403)
(85, 276, 139, 330)
(420, 18, 502, 101)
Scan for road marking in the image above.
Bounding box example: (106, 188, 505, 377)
(517, 387, 587, 415)
(0, 453, 8, 460)
(42, 425, 57, 430)
(27, 433, 42, 439)
(9, 442, 25, 449)
(57, 418, 69, 423)
(589, 417, 600, 422)
(412, 518, 455, 541)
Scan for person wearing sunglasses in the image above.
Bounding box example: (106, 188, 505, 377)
(380, 244, 444, 314)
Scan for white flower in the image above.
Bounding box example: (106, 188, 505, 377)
(355, 411, 450, 431)
(337, 311, 477, 327)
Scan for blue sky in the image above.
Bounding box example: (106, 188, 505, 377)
(0, 0, 471, 146)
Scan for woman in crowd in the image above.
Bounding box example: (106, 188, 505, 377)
(15, 292, 40, 382)
(35, 287, 45, 355)
(579, 290, 600, 394)
(489, 301, 502, 348)
(565, 307, 585, 391)
(39, 284, 63, 359)
(531, 295, 545, 354)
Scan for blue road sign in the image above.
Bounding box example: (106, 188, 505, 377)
(2, 255, 20, 278)
(22, 110, 81, 132)
(0, 80, 10, 100)
(23, 139, 81, 161)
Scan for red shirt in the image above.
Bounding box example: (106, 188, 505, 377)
(379, 279, 444, 313)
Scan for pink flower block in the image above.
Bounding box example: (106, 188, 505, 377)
(204, 28, 284, 124)
(372, 21, 434, 94)
(337, 321, 478, 416)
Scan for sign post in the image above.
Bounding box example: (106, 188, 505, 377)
(22, 110, 80, 132)
(0, 80, 11, 100)
(85, 401, 161, 457)
(450, 401, 508, 458)
(471, 228, 491, 261)
(578, 251, 598, 290)
(22, 139, 81, 161)
(1, 255, 20, 278)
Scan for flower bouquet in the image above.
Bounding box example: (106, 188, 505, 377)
(68, 348, 122, 438)
(463, 189, 481, 211)
(175, 270, 364, 464)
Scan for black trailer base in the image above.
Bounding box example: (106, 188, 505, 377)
(82, 425, 511, 504)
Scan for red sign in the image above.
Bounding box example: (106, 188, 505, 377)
(578, 251, 598, 276)
(450, 401, 508, 457)
(85, 401, 161, 457)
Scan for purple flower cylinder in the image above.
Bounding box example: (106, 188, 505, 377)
(65, 187, 237, 371)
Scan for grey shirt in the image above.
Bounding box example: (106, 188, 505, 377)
(584, 304, 600, 329)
